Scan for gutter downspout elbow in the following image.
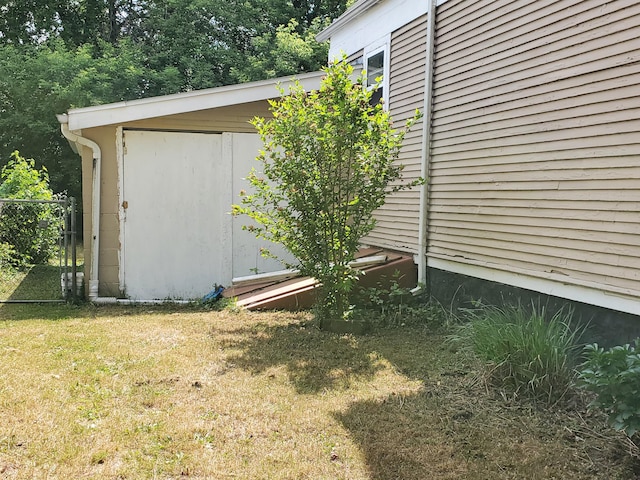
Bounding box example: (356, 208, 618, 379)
(416, 0, 438, 292)
(58, 116, 102, 301)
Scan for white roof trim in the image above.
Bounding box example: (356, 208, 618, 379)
(316, 0, 382, 42)
(317, 0, 451, 43)
(59, 71, 325, 131)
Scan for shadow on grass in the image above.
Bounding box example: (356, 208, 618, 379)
(221, 320, 388, 394)
(0, 263, 78, 321)
(0, 298, 208, 321)
(334, 394, 470, 479)
(222, 319, 483, 477)
(1, 264, 63, 302)
(222, 317, 638, 480)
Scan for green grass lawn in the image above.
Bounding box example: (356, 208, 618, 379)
(0, 264, 63, 301)
(0, 303, 637, 479)
(0, 243, 83, 302)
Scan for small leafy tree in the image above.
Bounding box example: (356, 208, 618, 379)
(233, 59, 422, 325)
(579, 340, 640, 438)
(0, 151, 60, 266)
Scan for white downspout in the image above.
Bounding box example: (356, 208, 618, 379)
(58, 115, 102, 301)
(416, 0, 438, 290)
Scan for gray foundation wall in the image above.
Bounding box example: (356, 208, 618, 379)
(427, 267, 640, 348)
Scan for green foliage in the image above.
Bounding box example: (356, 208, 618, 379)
(0, 40, 178, 202)
(0, 0, 146, 47)
(0, 151, 60, 266)
(0, 152, 53, 200)
(0, 241, 17, 279)
(129, 0, 346, 90)
(234, 59, 422, 324)
(232, 19, 330, 83)
(451, 304, 583, 405)
(353, 273, 437, 328)
(579, 340, 640, 437)
(202, 295, 240, 313)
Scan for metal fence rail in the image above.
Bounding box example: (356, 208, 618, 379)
(0, 197, 79, 303)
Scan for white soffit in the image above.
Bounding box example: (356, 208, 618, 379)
(62, 71, 325, 131)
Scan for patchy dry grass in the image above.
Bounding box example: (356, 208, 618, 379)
(0, 304, 637, 479)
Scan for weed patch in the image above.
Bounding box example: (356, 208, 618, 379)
(579, 339, 640, 454)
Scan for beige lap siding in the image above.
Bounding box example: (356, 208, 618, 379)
(428, 0, 640, 297)
(363, 13, 428, 254)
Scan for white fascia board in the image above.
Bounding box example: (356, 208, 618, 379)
(62, 71, 325, 131)
(428, 256, 640, 316)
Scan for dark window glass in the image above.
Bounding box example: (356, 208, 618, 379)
(366, 51, 384, 86)
(366, 51, 384, 106)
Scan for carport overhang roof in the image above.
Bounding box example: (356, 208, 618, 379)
(57, 70, 326, 131)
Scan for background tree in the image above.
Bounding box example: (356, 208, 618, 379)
(0, 40, 178, 201)
(233, 60, 422, 326)
(0, 0, 148, 47)
(0, 0, 348, 214)
(232, 19, 329, 83)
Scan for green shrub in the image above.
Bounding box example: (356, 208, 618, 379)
(0, 241, 17, 281)
(233, 59, 422, 325)
(353, 273, 438, 327)
(578, 340, 640, 437)
(0, 151, 60, 265)
(452, 304, 583, 405)
(0, 202, 60, 265)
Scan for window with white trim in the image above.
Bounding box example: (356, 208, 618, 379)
(366, 51, 384, 105)
(364, 39, 390, 109)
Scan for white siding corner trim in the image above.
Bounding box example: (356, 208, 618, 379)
(428, 257, 640, 316)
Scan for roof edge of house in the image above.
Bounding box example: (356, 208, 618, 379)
(59, 70, 326, 131)
(316, 0, 382, 42)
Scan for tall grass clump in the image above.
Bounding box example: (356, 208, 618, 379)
(454, 304, 584, 405)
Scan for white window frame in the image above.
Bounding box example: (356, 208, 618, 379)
(363, 35, 391, 110)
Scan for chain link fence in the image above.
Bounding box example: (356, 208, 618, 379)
(0, 197, 80, 303)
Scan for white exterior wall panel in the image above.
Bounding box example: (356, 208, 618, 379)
(323, 0, 428, 60)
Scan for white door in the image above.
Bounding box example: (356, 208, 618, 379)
(122, 130, 232, 300)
